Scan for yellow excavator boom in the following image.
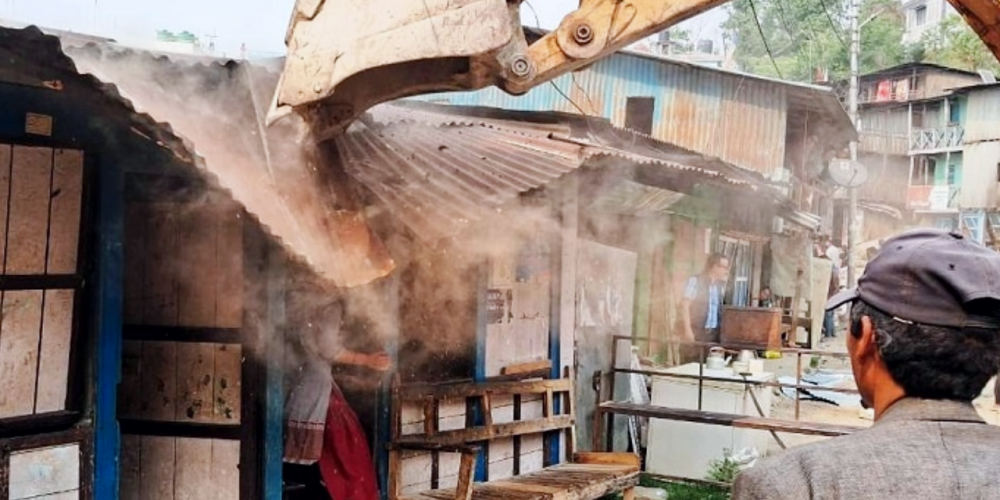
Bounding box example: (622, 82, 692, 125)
(272, 0, 1000, 137)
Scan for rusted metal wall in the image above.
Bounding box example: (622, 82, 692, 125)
(417, 52, 789, 176)
(964, 86, 1000, 144)
(959, 87, 1000, 208)
(859, 106, 909, 155)
(960, 142, 1000, 208)
(859, 152, 910, 208)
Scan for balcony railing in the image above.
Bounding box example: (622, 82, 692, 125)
(910, 125, 964, 153)
(907, 184, 960, 211)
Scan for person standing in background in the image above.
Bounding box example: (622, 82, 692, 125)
(679, 253, 730, 354)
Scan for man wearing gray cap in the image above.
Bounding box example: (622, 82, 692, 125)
(732, 228, 1000, 500)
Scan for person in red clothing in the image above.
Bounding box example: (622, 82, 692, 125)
(284, 295, 391, 500)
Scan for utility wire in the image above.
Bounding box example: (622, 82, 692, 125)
(818, 0, 849, 49)
(748, 0, 785, 79)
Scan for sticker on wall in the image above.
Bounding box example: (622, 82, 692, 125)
(25, 113, 53, 136)
(486, 288, 513, 324)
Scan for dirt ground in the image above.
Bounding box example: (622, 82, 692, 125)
(759, 334, 1000, 454)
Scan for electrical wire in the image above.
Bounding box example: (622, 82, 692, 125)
(818, 0, 849, 49)
(748, 0, 785, 79)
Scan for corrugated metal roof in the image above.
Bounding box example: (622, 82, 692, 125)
(413, 30, 856, 175)
(0, 25, 394, 287)
(336, 102, 784, 242)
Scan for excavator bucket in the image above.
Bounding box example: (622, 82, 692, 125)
(272, 0, 526, 138)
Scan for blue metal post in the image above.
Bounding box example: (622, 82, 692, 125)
(376, 275, 400, 500)
(473, 265, 489, 481)
(546, 196, 564, 466)
(263, 248, 286, 500)
(93, 158, 123, 500)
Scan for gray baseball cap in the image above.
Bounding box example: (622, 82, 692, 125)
(826, 228, 1000, 328)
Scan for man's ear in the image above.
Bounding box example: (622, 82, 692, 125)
(855, 315, 877, 360)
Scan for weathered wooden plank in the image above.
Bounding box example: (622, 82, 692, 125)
(175, 438, 213, 500)
(214, 204, 243, 328)
(521, 395, 544, 421)
(213, 343, 242, 423)
(123, 203, 146, 324)
(141, 340, 177, 420)
(46, 149, 83, 274)
(520, 450, 545, 475)
(437, 451, 462, 486)
(210, 439, 241, 500)
(142, 204, 178, 325)
(119, 434, 142, 500)
(734, 416, 861, 436)
(35, 289, 74, 412)
(0, 145, 12, 269)
(438, 398, 465, 432)
(399, 378, 572, 401)
(600, 402, 863, 436)
(139, 436, 175, 500)
(573, 453, 640, 467)
(456, 451, 477, 500)
(491, 394, 515, 424)
(7, 146, 51, 274)
(175, 342, 215, 422)
(488, 456, 514, 482)
(33, 490, 79, 499)
(394, 416, 573, 448)
(119, 340, 143, 418)
(521, 434, 544, 454)
(401, 452, 433, 492)
(176, 206, 217, 328)
(0, 290, 44, 418)
(9, 443, 80, 499)
(501, 360, 552, 377)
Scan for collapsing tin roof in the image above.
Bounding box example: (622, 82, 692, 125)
(335, 101, 786, 242)
(24, 31, 396, 287)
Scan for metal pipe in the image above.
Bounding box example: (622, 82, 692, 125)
(847, 0, 860, 288)
(795, 352, 804, 420)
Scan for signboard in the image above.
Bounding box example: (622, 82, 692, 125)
(929, 185, 951, 211)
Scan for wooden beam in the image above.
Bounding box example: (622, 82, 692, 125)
(501, 360, 552, 376)
(394, 416, 573, 448)
(573, 453, 640, 468)
(455, 451, 477, 500)
(598, 402, 863, 437)
(398, 378, 572, 401)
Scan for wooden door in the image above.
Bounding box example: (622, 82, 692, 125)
(118, 175, 251, 500)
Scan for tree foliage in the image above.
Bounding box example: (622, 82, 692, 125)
(723, 0, 906, 82)
(918, 14, 1000, 73)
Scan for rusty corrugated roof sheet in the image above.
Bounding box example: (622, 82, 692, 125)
(336, 102, 785, 242)
(45, 35, 395, 287)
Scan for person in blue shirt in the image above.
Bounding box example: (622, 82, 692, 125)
(679, 252, 730, 347)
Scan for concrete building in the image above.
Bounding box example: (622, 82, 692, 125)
(902, 0, 955, 45)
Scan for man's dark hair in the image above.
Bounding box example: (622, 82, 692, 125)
(850, 300, 1000, 401)
(703, 252, 728, 273)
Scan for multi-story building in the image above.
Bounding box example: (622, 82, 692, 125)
(854, 62, 1000, 245)
(902, 0, 955, 45)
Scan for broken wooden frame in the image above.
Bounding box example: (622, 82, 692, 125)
(389, 373, 640, 500)
(595, 335, 864, 451)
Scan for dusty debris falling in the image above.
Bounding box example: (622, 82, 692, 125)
(65, 44, 395, 288)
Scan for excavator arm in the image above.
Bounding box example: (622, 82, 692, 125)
(273, 0, 1000, 137)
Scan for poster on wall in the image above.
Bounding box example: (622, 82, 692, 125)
(485, 288, 513, 324)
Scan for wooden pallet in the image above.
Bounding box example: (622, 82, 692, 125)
(403, 461, 640, 500)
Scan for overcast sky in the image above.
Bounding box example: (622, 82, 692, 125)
(4, 0, 726, 58)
